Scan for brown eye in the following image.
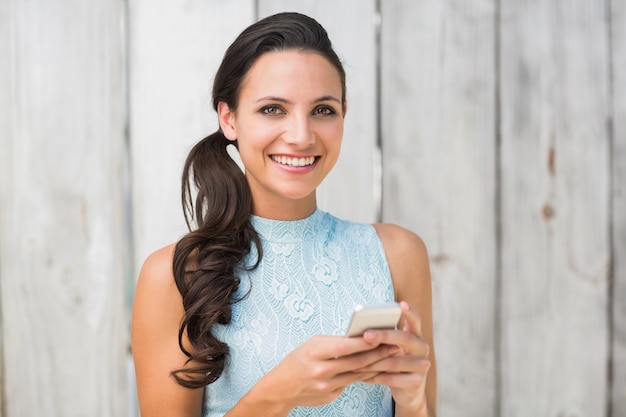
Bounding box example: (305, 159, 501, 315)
(260, 105, 284, 115)
(313, 106, 336, 115)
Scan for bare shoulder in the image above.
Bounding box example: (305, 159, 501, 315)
(372, 223, 430, 300)
(132, 242, 182, 350)
(372, 223, 428, 261)
(132, 242, 205, 417)
(132, 242, 183, 348)
(135, 243, 178, 296)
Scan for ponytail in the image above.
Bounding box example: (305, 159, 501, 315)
(171, 130, 261, 388)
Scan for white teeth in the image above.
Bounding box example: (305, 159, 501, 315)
(271, 155, 316, 167)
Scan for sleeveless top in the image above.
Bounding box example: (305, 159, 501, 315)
(204, 209, 395, 417)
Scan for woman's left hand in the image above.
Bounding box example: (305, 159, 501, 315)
(357, 301, 432, 414)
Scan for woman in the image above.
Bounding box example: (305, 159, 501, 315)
(132, 12, 436, 417)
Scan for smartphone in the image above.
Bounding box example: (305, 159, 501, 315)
(345, 302, 402, 337)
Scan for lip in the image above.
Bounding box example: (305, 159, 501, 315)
(269, 154, 320, 173)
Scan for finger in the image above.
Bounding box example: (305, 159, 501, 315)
(356, 355, 431, 375)
(302, 343, 395, 383)
(365, 371, 428, 410)
(305, 347, 395, 393)
(362, 329, 429, 357)
(360, 357, 430, 393)
(364, 368, 429, 391)
(399, 301, 422, 338)
(306, 335, 383, 360)
(333, 344, 399, 374)
(329, 370, 381, 390)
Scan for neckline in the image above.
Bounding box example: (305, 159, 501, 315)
(250, 209, 323, 243)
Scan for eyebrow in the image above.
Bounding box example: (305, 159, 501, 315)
(256, 95, 342, 104)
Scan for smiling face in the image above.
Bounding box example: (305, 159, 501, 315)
(218, 50, 346, 219)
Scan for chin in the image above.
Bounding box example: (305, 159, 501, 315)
(277, 186, 318, 202)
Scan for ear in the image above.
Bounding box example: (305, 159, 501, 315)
(217, 102, 237, 140)
(342, 101, 348, 118)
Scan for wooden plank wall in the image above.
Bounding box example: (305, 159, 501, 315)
(0, 1, 128, 416)
(380, 1, 498, 415)
(611, 0, 626, 415)
(499, 1, 611, 416)
(1, 1, 624, 416)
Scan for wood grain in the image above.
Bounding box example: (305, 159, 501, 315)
(380, 1, 498, 415)
(611, 0, 626, 414)
(0, 1, 128, 415)
(499, 1, 611, 415)
(1, 2, 624, 415)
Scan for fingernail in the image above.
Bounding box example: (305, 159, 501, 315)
(388, 346, 400, 355)
(363, 330, 379, 341)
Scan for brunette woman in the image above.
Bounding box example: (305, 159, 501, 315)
(132, 12, 437, 417)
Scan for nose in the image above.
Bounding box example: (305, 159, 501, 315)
(284, 114, 315, 147)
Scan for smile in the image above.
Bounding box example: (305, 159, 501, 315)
(270, 155, 317, 167)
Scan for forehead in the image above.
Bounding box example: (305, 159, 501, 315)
(238, 50, 343, 101)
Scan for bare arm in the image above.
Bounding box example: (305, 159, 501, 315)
(131, 245, 204, 417)
(372, 223, 437, 417)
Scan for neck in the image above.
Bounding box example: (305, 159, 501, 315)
(251, 194, 317, 221)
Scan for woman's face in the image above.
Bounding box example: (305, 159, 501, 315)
(218, 50, 345, 219)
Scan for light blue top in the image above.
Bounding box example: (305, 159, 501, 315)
(204, 209, 395, 417)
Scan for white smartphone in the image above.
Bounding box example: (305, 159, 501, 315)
(345, 302, 402, 337)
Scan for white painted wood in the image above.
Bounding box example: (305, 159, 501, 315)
(129, 0, 256, 272)
(380, 1, 498, 415)
(0, 1, 128, 416)
(611, 0, 626, 414)
(0, 2, 621, 416)
(499, 1, 611, 415)
(0, 3, 7, 414)
(257, 1, 379, 223)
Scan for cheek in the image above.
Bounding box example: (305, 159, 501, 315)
(318, 122, 344, 147)
(238, 117, 282, 141)
(235, 127, 280, 168)
(236, 125, 274, 151)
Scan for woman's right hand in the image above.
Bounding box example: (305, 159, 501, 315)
(237, 335, 398, 413)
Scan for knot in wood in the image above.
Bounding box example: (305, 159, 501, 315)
(541, 203, 555, 220)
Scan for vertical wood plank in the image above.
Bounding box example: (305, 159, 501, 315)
(0, 2, 7, 414)
(0, 1, 128, 416)
(381, 1, 498, 415)
(0, 296, 3, 415)
(257, 1, 379, 223)
(611, 0, 626, 414)
(499, 1, 611, 415)
(129, 0, 256, 270)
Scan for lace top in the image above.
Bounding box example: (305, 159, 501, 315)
(204, 209, 395, 417)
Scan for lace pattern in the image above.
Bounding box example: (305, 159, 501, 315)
(205, 209, 395, 417)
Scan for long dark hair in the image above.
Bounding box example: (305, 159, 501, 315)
(170, 12, 347, 388)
